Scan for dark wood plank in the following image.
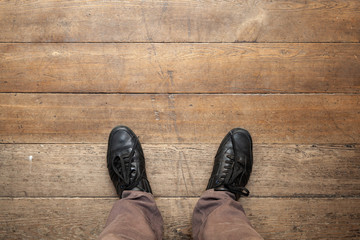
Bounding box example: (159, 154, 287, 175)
(0, 94, 359, 144)
(1, 43, 359, 93)
(0, 0, 359, 43)
(0, 144, 359, 197)
(1, 198, 359, 239)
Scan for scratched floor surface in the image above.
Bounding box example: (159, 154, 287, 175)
(0, 1, 360, 239)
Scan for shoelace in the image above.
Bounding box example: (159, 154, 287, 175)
(222, 154, 250, 197)
(111, 140, 140, 190)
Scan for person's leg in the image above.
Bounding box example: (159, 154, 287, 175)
(192, 128, 263, 240)
(99, 126, 163, 240)
(99, 191, 163, 240)
(192, 189, 262, 240)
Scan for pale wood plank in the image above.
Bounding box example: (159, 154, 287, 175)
(0, 144, 359, 198)
(1, 43, 359, 93)
(0, 1, 359, 43)
(0, 198, 359, 239)
(0, 94, 359, 144)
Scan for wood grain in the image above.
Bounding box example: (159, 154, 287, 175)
(0, 94, 359, 144)
(0, 0, 359, 43)
(0, 144, 359, 198)
(1, 1, 359, 239)
(1, 43, 360, 93)
(0, 197, 359, 239)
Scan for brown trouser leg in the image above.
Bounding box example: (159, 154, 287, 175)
(192, 189, 263, 240)
(98, 191, 163, 240)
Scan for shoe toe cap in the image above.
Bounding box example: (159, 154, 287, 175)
(109, 126, 138, 153)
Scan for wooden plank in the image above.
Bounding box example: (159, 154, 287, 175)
(1, 43, 359, 93)
(0, 0, 359, 43)
(0, 94, 359, 144)
(0, 144, 359, 197)
(0, 197, 359, 239)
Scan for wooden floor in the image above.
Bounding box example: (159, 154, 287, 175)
(0, 1, 359, 239)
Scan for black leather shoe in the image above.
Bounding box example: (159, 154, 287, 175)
(107, 126, 152, 198)
(206, 128, 253, 200)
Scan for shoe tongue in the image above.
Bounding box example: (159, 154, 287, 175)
(112, 149, 134, 186)
(215, 185, 230, 191)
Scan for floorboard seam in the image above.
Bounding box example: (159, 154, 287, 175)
(1, 42, 360, 44)
(1, 92, 359, 95)
(1, 196, 359, 200)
